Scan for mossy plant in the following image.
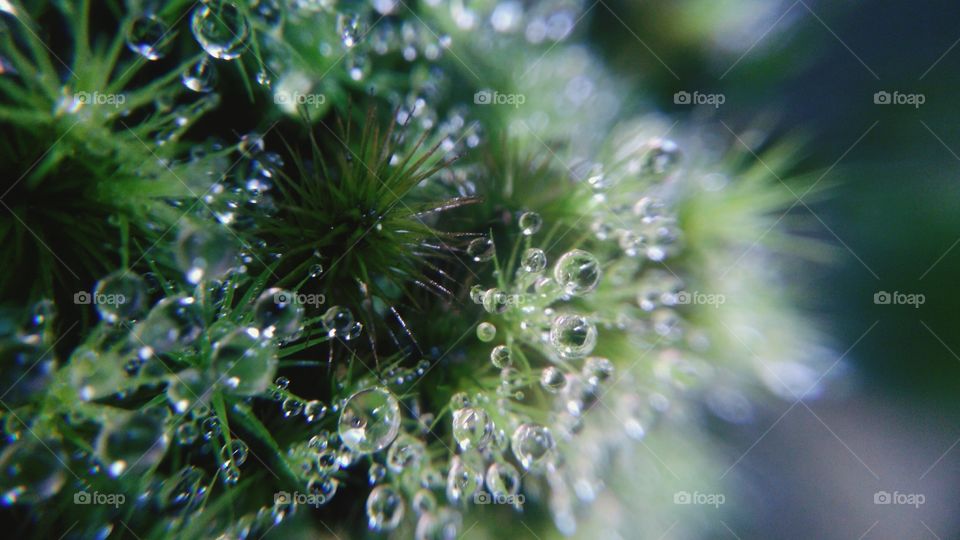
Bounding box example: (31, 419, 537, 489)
(0, 1, 826, 539)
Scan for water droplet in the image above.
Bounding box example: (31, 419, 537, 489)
(97, 410, 169, 477)
(582, 356, 614, 387)
(133, 296, 203, 356)
(549, 315, 597, 359)
(220, 440, 249, 467)
(367, 485, 405, 531)
(303, 400, 327, 423)
(518, 211, 542, 235)
(511, 423, 555, 470)
(445, 456, 482, 503)
(176, 422, 199, 445)
(167, 368, 213, 413)
(481, 288, 510, 314)
(412, 489, 436, 515)
(126, 15, 172, 60)
(485, 461, 520, 499)
(466, 237, 495, 262)
(520, 248, 547, 273)
(306, 475, 338, 504)
(191, 1, 250, 60)
(386, 433, 425, 473)
(476, 322, 496, 342)
(176, 226, 236, 284)
(540, 366, 566, 393)
(337, 12, 366, 48)
(469, 285, 484, 304)
(211, 327, 278, 396)
(368, 462, 387, 484)
(309, 263, 324, 277)
(452, 407, 492, 450)
(0, 438, 66, 504)
(255, 70, 272, 87)
(490, 345, 512, 368)
(322, 305, 354, 338)
(642, 138, 681, 176)
(553, 249, 601, 295)
(90, 271, 147, 324)
(182, 56, 218, 93)
(281, 398, 304, 417)
(253, 288, 304, 339)
(160, 466, 207, 510)
(338, 387, 402, 454)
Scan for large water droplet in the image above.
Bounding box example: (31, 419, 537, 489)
(476, 322, 496, 342)
(182, 56, 218, 93)
(387, 434, 426, 473)
(549, 315, 597, 359)
(253, 288, 304, 339)
(540, 366, 566, 393)
(96, 410, 170, 477)
(553, 249, 601, 295)
(338, 387, 401, 454)
(322, 305, 354, 338)
(445, 456, 482, 503)
(451, 407, 492, 450)
(511, 423, 554, 470)
(490, 345, 512, 368)
(176, 226, 236, 284)
(191, 1, 250, 60)
(520, 248, 547, 273)
(367, 485, 404, 531)
(466, 237, 495, 262)
(93, 271, 148, 323)
(126, 15, 172, 60)
(0, 438, 66, 504)
(133, 296, 203, 357)
(415, 508, 462, 540)
(211, 327, 278, 396)
(518, 211, 542, 235)
(485, 461, 520, 499)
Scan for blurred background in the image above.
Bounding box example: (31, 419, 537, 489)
(589, 0, 960, 538)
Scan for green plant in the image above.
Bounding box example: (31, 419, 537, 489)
(0, 1, 826, 539)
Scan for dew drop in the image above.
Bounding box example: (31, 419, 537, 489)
(367, 485, 405, 531)
(126, 15, 172, 60)
(93, 270, 148, 323)
(485, 461, 520, 499)
(520, 248, 547, 273)
(253, 288, 304, 339)
(133, 296, 203, 356)
(303, 400, 328, 423)
(182, 56, 218, 93)
(176, 226, 237, 284)
(540, 366, 566, 393)
(476, 322, 496, 342)
(549, 315, 597, 359)
(191, 1, 250, 60)
(451, 407, 492, 450)
(490, 345, 512, 368)
(466, 237, 495, 262)
(322, 305, 354, 338)
(338, 387, 402, 454)
(211, 328, 278, 396)
(384, 435, 422, 473)
(518, 211, 542, 235)
(510, 423, 555, 470)
(96, 410, 169, 477)
(553, 249, 601, 296)
(445, 456, 482, 503)
(0, 438, 66, 504)
(642, 138, 681, 176)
